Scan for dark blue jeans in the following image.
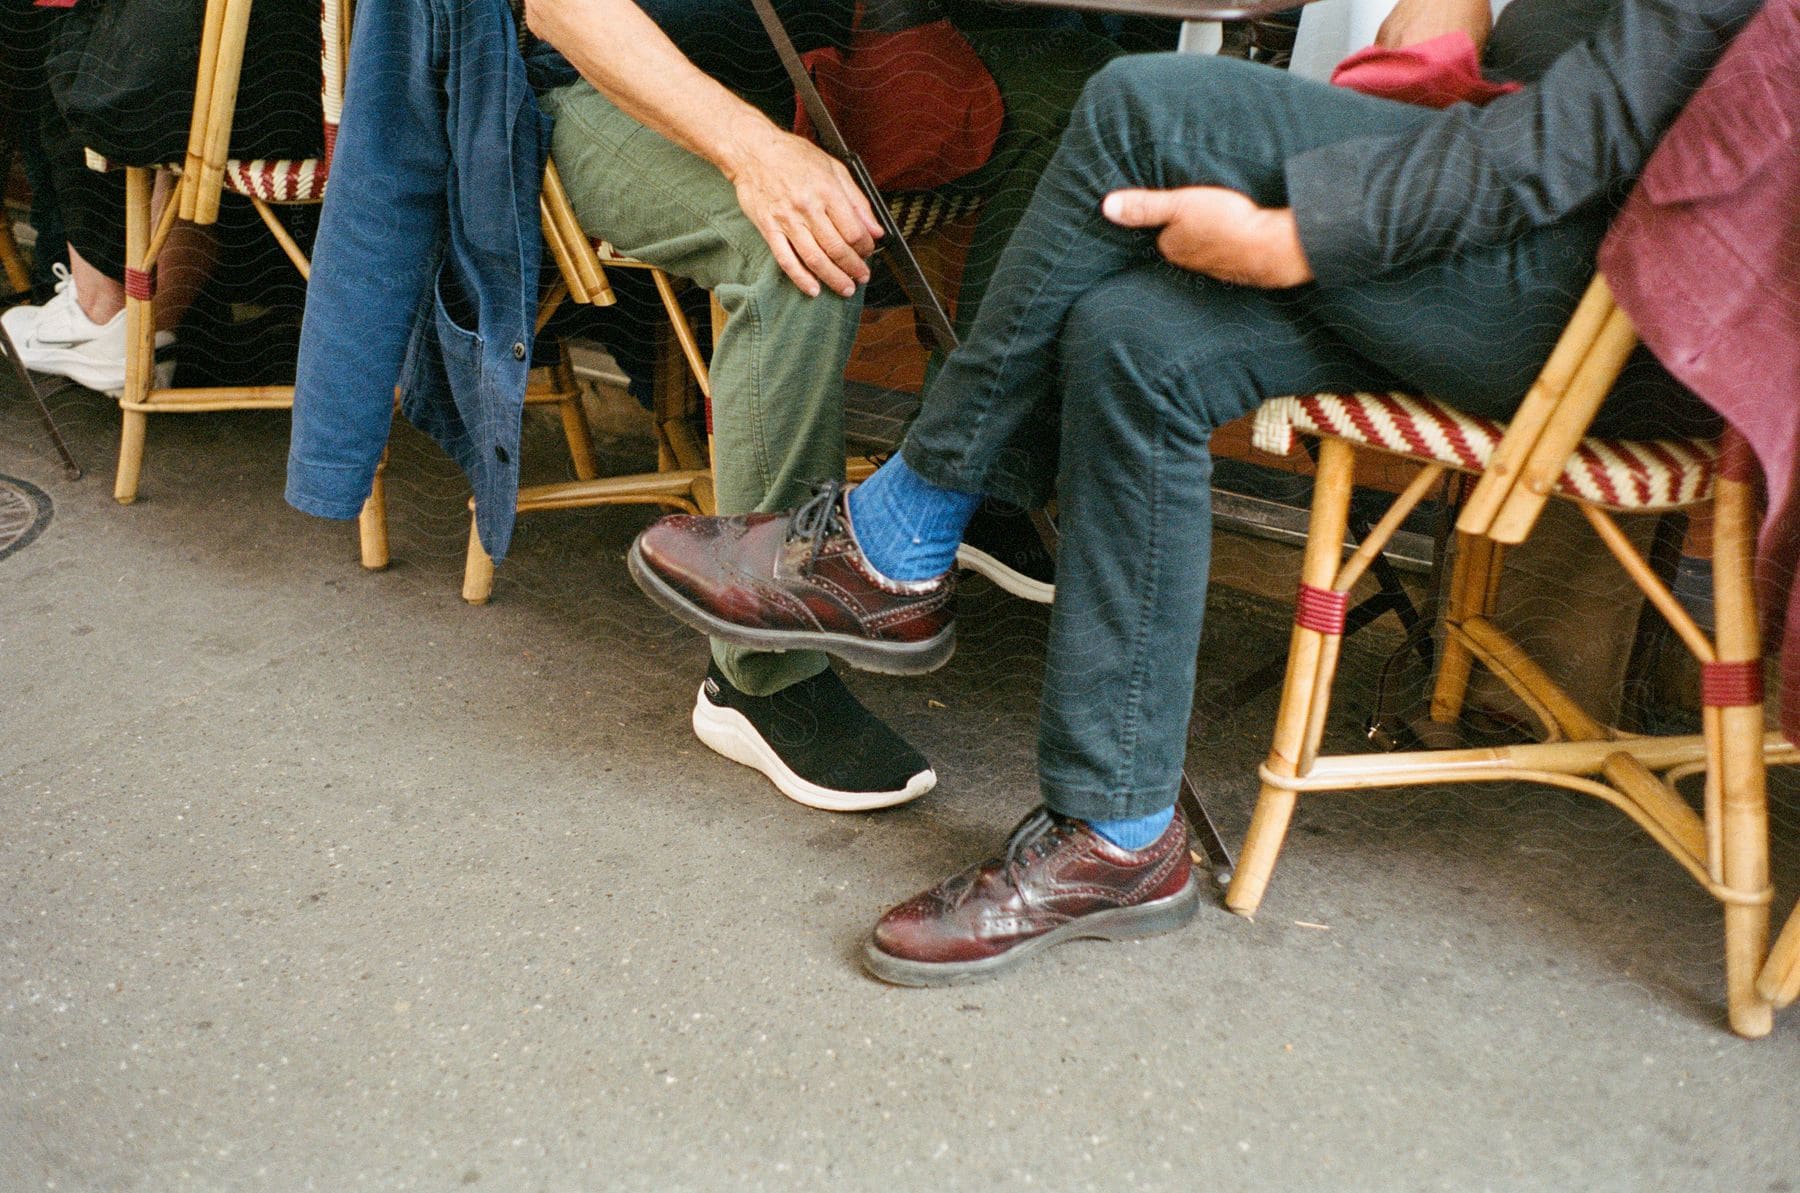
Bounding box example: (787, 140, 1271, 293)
(899, 53, 1653, 820)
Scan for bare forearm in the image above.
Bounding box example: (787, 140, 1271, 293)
(524, 0, 768, 181)
(526, 0, 880, 296)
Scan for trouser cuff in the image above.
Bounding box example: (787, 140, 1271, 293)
(712, 640, 829, 697)
(899, 439, 1047, 513)
(1040, 778, 1180, 822)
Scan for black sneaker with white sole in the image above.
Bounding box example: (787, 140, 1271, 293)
(693, 662, 936, 812)
(955, 500, 1056, 604)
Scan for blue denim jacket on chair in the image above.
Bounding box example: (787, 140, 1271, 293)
(286, 0, 550, 563)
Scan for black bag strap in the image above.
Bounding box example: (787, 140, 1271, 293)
(747, 0, 959, 354)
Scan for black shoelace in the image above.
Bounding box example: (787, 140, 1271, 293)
(1002, 807, 1063, 885)
(788, 479, 848, 570)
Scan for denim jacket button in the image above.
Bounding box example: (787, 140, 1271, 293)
(512, 341, 526, 361)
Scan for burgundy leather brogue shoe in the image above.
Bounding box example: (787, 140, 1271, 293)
(864, 806, 1200, 986)
(628, 481, 955, 676)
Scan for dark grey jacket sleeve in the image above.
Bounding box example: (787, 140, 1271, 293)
(1287, 0, 1763, 283)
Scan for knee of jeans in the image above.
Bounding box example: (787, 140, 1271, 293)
(1061, 281, 1247, 436)
(1074, 56, 1149, 131)
(1062, 280, 1169, 393)
(1077, 53, 1280, 150)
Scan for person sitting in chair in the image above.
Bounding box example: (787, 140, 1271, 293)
(626, 0, 1751, 984)
(520, 0, 1118, 812)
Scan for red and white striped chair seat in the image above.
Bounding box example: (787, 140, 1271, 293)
(219, 0, 342, 205)
(224, 156, 330, 202)
(1252, 390, 1718, 512)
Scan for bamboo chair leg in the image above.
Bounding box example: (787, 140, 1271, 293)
(115, 167, 156, 504)
(463, 516, 497, 604)
(1226, 702, 1319, 918)
(708, 296, 724, 484)
(652, 324, 708, 474)
(1710, 474, 1773, 1038)
(1429, 533, 1502, 724)
(194, 0, 255, 226)
(1760, 899, 1800, 1009)
(1226, 437, 1358, 916)
(552, 347, 599, 481)
(181, 0, 231, 218)
(358, 449, 390, 570)
(115, 411, 148, 505)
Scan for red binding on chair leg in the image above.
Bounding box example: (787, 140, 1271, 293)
(124, 267, 155, 301)
(1295, 583, 1348, 634)
(1701, 660, 1764, 708)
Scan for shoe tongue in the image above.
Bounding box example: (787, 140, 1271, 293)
(789, 482, 847, 541)
(1004, 808, 1060, 863)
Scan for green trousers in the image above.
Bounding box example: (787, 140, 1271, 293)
(543, 83, 859, 696)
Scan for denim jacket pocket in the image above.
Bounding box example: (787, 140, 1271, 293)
(1639, 69, 1792, 206)
(425, 253, 491, 467)
(433, 252, 486, 356)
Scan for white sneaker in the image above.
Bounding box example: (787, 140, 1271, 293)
(3, 265, 173, 396)
(3, 263, 93, 348)
(691, 662, 936, 812)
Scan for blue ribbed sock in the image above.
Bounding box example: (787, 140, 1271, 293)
(1085, 807, 1175, 851)
(846, 453, 982, 581)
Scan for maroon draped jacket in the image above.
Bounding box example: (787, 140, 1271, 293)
(1600, 0, 1800, 741)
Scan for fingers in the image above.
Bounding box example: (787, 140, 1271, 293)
(833, 161, 884, 245)
(787, 214, 862, 299)
(736, 136, 884, 298)
(820, 182, 877, 265)
(1102, 188, 1182, 228)
(759, 220, 823, 298)
(749, 193, 870, 299)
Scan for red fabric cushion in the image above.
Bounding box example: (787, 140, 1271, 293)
(1331, 31, 1521, 109)
(794, 20, 1003, 192)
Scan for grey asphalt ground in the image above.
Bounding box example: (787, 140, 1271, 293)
(3, 376, 1797, 1192)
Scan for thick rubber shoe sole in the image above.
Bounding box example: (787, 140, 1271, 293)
(955, 543, 1055, 605)
(692, 686, 936, 812)
(23, 356, 174, 398)
(628, 538, 955, 677)
(861, 875, 1202, 987)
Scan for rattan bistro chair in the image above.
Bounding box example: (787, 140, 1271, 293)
(126, 0, 605, 571)
(109, 0, 406, 567)
(1225, 274, 1796, 1038)
(114, 0, 362, 510)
